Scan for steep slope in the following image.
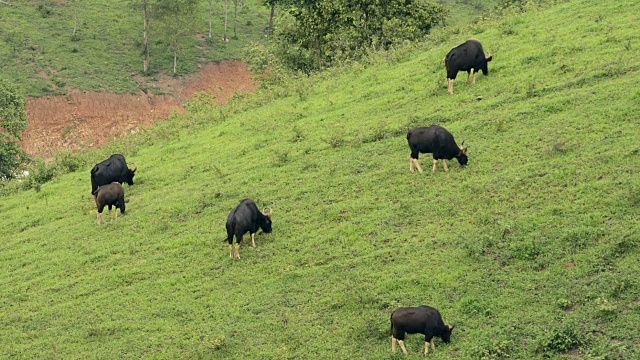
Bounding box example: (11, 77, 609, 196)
(1, 0, 639, 358)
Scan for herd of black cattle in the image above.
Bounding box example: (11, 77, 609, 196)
(87, 39, 490, 355)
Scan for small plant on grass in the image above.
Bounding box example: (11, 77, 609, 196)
(537, 320, 585, 357)
(291, 125, 305, 143)
(470, 338, 512, 360)
(324, 133, 345, 148)
(556, 298, 572, 310)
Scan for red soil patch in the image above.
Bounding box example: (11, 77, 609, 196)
(22, 60, 256, 159)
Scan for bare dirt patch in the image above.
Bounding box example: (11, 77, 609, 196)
(22, 60, 256, 159)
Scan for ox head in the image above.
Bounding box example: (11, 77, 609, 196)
(441, 324, 455, 343)
(456, 142, 469, 167)
(260, 208, 273, 233)
(124, 163, 138, 185)
(481, 55, 493, 75)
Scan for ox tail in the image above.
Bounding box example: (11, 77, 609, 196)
(390, 312, 394, 335)
(225, 214, 237, 242)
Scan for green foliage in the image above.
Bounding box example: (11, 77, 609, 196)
(469, 338, 512, 359)
(537, 320, 585, 356)
(0, 140, 28, 180)
(0, 79, 27, 140)
(21, 159, 58, 192)
(183, 91, 218, 113)
(0, 78, 29, 179)
(266, 0, 448, 72)
(54, 150, 87, 174)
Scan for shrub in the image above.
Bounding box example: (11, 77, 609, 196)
(537, 320, 585, 357)
(22, 159, 57, 192)
(183, 91, 217, 114)
(55, 150, 86, 174)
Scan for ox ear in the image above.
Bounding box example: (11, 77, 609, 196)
(486, 55, 493, 62)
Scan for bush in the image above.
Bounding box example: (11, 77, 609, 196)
(183, 91, 217, 114)
(22, 159, 57, 192)
(55, 150, 86, 174)
(0, 78, 29, 179)
(537, 320, 585, 357)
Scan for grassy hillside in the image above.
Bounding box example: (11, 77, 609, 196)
(436, 0, 498, 27)
(0, 0, 270, 96)
(2, 0, 640, 358)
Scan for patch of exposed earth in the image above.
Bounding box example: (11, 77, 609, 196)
(22, 60, 256, 159)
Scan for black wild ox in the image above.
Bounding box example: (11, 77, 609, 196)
(226, 198, 273, 260)
(407, 125, 468, 173)
(94, 182, 126, 225)
(90, 154, 137, 199)
(445, 39, 493, 94)
(391, 306, 454, 356)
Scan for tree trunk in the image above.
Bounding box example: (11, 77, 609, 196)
(142, 0, 149, 73)
(233, 0, 237, 39)
(208, 0, 213, 39)
(72, 0, 78, 35)
(173, 49, 177, 74)
(268, 2, 275, 30)
(223, 0, 228, 42)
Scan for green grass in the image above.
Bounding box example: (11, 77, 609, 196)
(0, 0, 270, 96)
(436, 0, 498, 28)
(2, 0, 640, 358)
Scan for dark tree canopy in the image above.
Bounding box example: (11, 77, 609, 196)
(265, 0, 448, 71)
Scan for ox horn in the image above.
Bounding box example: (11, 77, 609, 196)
(132, 163, 138, 173)
(263, 207, 273, 218)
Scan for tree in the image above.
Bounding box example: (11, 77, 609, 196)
(207, 0, 215, 40)
(233, 0, 243, 39)
(266, 0, 448, 72)
(142, 0, 150, 73)
(263, 0, 276, 31)
(223, 0, 229, 42)
(129, 0, 151, 73)
(0, 79, 28, 179)
(152, 0, 199, 74)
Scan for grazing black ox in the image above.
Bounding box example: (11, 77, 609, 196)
(445, 39, 492, 94)
(407, 125, 468, 173)
(90, 154, 137, 201)
(94, 182, 126, 225)
(391, 306, 454, 356)
(226, 198, 273, 260)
